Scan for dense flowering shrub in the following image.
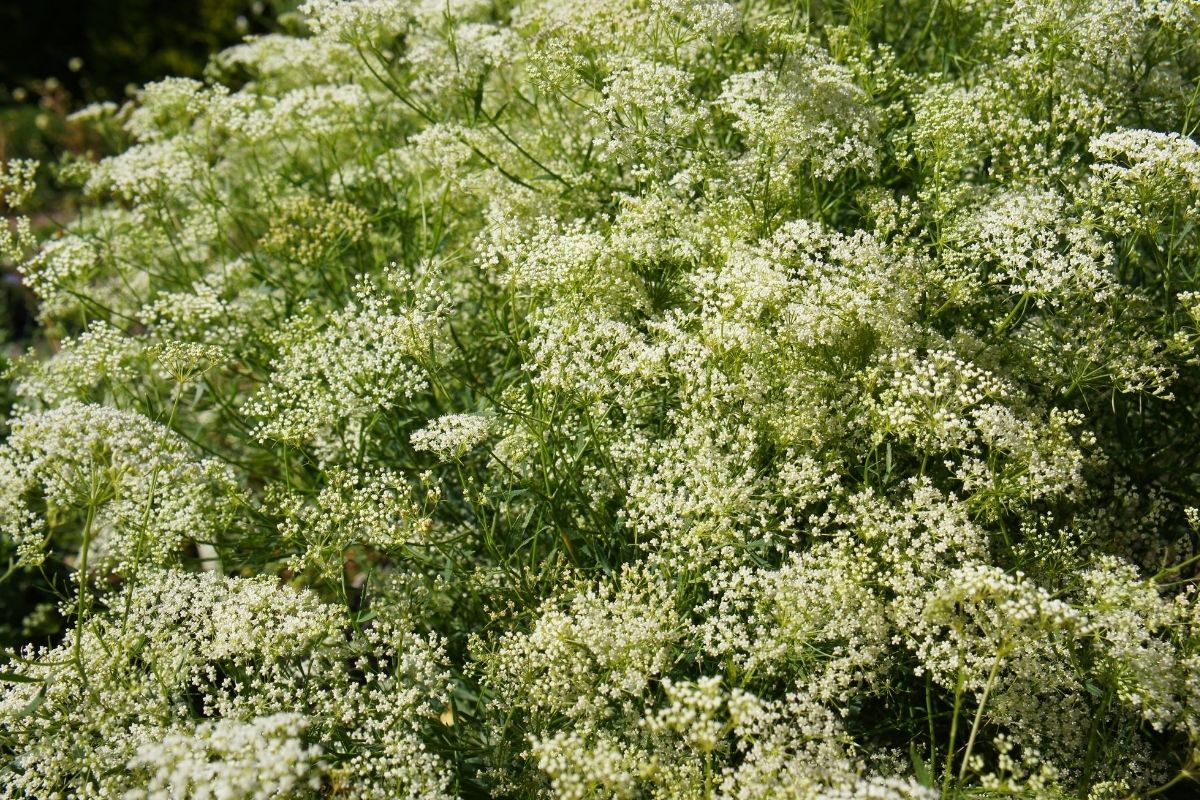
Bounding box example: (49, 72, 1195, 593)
(2, 1, 1200, 798)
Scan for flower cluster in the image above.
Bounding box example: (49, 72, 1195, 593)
(0, 570, 453, 800)
(3, 0, 1200, 798)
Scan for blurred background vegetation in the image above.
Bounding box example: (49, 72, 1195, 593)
(0, 1, 292, 161)
(0, 0, 291, 648)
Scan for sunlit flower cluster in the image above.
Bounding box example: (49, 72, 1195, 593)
(3, 1, 1200, 798)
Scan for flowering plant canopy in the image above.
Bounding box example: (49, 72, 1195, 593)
(3, 1, 1200, 798)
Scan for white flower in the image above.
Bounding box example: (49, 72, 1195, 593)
(411, 413, 494, 460)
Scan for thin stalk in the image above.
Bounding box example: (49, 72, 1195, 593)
(72, 485, 99, 692)
(957, 650, 1004, 789)
(942, 663, 965, 796)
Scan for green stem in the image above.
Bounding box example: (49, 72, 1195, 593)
(72, 491, 98, 691)
(926, 675, 938, 770)
(993, 293, 1029, 337)
(958, 650, 1004, 789)
(942, 664, 965, 796)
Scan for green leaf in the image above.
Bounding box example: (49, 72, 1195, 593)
(17, 681, 48, 718)
(0, 670, 40, 684)
(910, 742, 934, 788)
